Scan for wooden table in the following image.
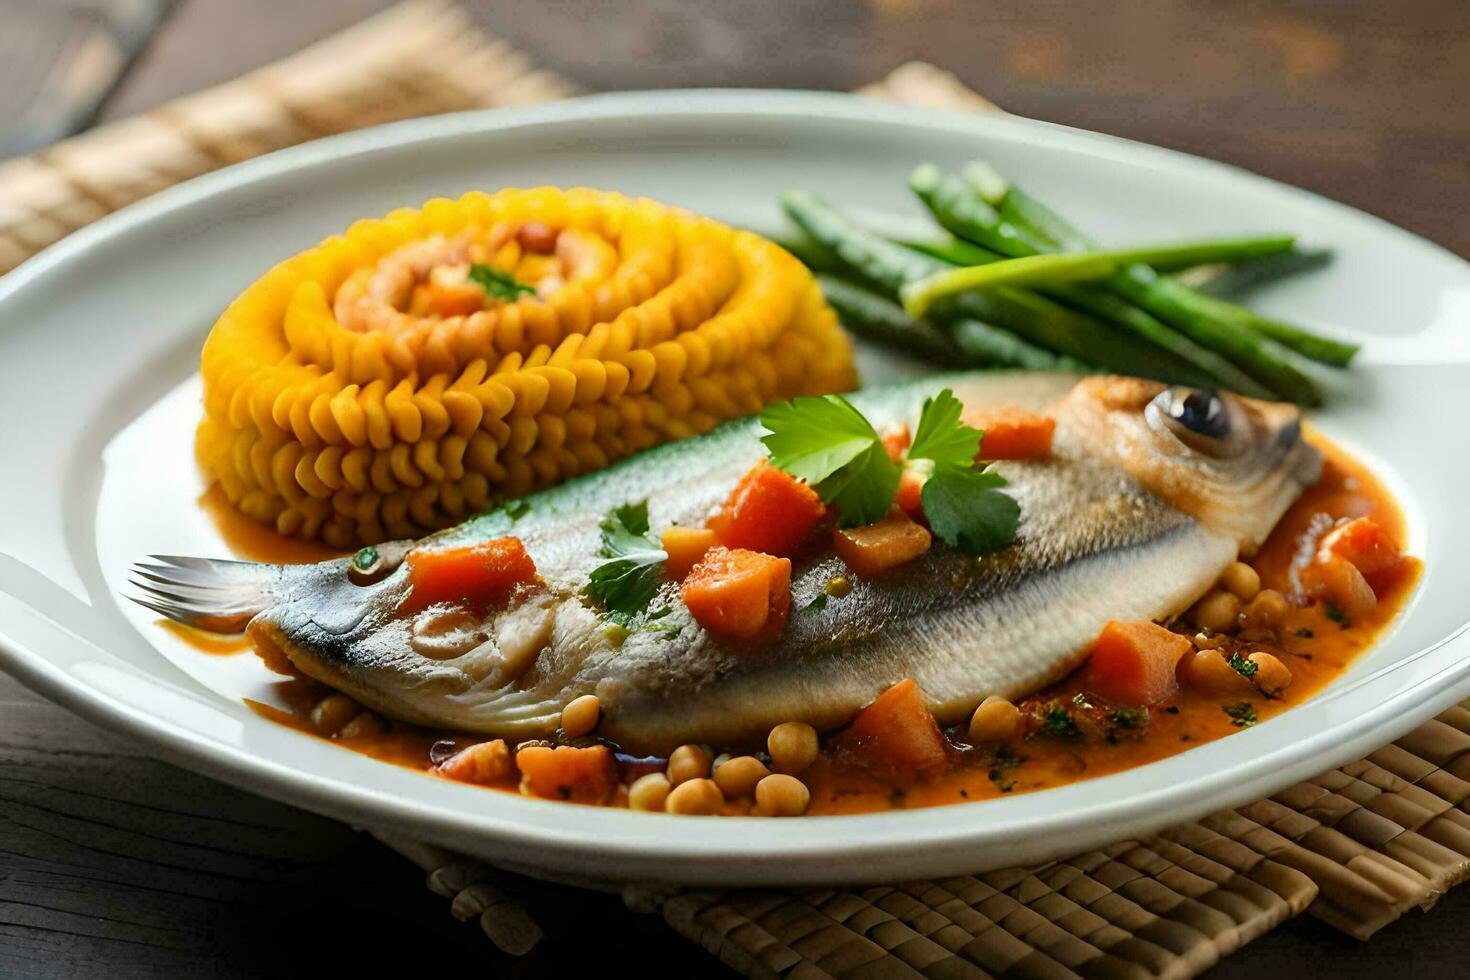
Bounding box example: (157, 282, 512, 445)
(4, 2, 1467, 976)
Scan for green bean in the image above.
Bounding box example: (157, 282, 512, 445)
(1181, 249, 1334, 299)
(963, 172, 1326, 403)
(780, 191, 1205, 380)
(816, 274, 974, 365)
(908, 167, 1275, 397)
(902, 237, 1297, 315)
(983, 168, 1354, 375)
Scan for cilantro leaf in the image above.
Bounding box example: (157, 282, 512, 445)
(920, 467, 1020, 555)
(908, 389, 982, 471)
(760, 394, 898, 527)
(468, 263, 536, 301)
(1227, 652, 1258, 678)
(1223, 702, 1258, 727)
(584, 501, 666, 619)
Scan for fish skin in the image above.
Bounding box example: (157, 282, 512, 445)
(219, 373, 1319, 755)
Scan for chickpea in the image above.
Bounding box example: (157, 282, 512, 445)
(310, 692, 360, 735)
(1249, 652, 1293, 697)
(1221, 562, 1261, 602)
(1243, 589, 1290, 629)
(713, 755, 770, 798)
(755, 774, 811, 817)
(1191, 590, 1241, 634)
(1177, 649, 1256, 697)
(667, 744, 713, 785)
(968, 696, 1020, 744)
(665, 777, 724, 815)
(337, 712, 385, 739)
(767, 722, 819, 775)
(560, 694, 601, 739)
(628, 772, 672, 812)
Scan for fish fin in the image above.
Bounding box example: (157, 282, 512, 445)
(127, 555, 278, 633)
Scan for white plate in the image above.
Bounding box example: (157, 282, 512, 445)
(1, 91, 1467, 887)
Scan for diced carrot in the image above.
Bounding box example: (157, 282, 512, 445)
(437, 739, 513, 785)
(662, 525, 719, 580)
(965, 405, 1056, 460)
(882, 423, 911, 462)
(707, 461, 827, 557)
(833, 509, 932, 578)
(895, 468, 927, 522)
(1299, 552, 1377, 619)
(515, 744, 617, 804)
(680, 546, 792, 639)
(1083, 620, 1192, 706)
(400, 536, 537, 616)
(835, 678, 950, 775)
(1319, 517, 1403, 586)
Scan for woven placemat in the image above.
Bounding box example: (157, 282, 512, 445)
(7, 2, 1468, 974)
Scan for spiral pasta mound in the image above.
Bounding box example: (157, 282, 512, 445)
(197, 187, 856, 548)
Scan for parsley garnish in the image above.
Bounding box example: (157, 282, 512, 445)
(468, 263, 536, 301)
(1325, 603, 1349, 628)
(759, 394, 899, 527)
(1108, 707, 1148, 730)
(583, 501, 666, 622)
(759, 387, 1019, 552)
(1223, 702, 1258, 727)
(1227, 652, 1258, 679)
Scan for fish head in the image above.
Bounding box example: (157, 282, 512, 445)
(1056, 376, 1322, 554)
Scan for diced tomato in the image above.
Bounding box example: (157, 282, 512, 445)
(895, 468, 927, 522)
(680, 546, 792, 639)
(965, 405, 1056, 460)
(833, 509, 932, 578)
(707, 461, 826, 557)
(835, 678, 950, 775)
(1083, 620, 1192, 706)
(662, 525, 719, 580)
(882, 423, 911, 462)
(515, 744, 617, 804)
(400, 537, 537, 616)
(1319, 518, 1403, 586)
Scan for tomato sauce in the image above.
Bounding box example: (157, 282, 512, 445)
(209, 432, 1419, 813)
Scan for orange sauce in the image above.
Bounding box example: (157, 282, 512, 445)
(160, 619, 250, 656)
(223, 434, 1421, 814)
(198, 484, 346, 565)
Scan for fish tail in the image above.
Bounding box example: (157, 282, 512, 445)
(127, 555, 280, 634)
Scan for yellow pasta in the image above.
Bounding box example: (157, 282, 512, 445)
(197, 187, 855, 547)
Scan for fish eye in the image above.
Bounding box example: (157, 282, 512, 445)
(1148, 387, 1245, 456)
(1168, 388, 1229, 438)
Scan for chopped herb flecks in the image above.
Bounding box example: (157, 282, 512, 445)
(1325, 603, 1349, 628)
(800, 594, 829, 616)
(1227, 652, 1258, 679)
(1223, 702, 1258, 728)
(988, 745, 1024, 793)
(1039, 703, 1081, 738)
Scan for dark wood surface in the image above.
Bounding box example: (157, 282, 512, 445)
(5, 1, 1469, 976)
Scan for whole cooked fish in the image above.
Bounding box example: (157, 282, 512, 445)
(133, 374, 1320, 754)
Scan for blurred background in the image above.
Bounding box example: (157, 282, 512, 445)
(3, 0, 1466, 254)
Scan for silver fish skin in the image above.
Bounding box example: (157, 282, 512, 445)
(133, 374, 1320, 755)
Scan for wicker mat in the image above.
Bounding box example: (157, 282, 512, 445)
(7, 1, 1470, 974)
